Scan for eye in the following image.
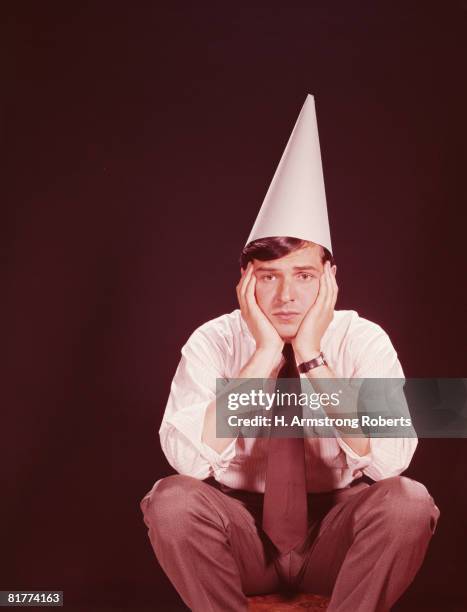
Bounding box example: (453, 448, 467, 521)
(262, 274, 276, 281)
(298, 273, 314, 280)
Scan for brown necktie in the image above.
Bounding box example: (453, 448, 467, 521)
(262, 343, 308, 555)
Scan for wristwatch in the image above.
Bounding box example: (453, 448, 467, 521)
(298, 352, 328, 373)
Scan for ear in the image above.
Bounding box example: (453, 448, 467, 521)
(241, 261, 252, 274)
(331, 265, 337, 276)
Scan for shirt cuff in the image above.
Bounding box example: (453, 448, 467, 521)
(200, 437, 237, 475)
(354, 437, 418, 481)
(336, 436, 373, 470)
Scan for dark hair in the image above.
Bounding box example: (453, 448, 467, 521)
(239, 236, 334, 269)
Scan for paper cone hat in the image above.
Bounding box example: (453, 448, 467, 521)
(246, 94, 332, 254)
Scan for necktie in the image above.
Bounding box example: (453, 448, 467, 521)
(262, 343, 308, 555)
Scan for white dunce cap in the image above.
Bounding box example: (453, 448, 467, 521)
(245, 94, 332, 255)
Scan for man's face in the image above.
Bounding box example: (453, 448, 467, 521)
(251, 245, 325, 340)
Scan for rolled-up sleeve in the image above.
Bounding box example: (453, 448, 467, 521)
(336, 324, 418, 480)
(159, 329, 237, 480)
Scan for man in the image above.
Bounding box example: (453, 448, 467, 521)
(140, 96, 440, 611)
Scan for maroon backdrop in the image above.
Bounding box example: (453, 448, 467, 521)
(2, 2, 466, 610)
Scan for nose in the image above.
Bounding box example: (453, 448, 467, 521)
(276, 278, 295, 303)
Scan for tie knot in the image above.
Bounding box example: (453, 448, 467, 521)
(282, 343, 295, 362)
(280, 343, 298, 378)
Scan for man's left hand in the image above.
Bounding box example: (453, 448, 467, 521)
(292, 261, 338, 361)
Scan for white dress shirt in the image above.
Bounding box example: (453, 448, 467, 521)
(159, 309, 417, 492)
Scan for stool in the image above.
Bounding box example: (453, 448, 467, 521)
(247, 592, 330, 611)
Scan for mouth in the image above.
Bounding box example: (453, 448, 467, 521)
(273, 311, 300, 322)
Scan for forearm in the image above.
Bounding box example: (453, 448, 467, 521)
(295, 348, 370, 456)
(201, 347, 282, 453)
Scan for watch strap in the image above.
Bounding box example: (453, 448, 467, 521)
(298, 352, 327, 373)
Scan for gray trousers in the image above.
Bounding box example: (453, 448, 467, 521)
(140, 474, 440, 612)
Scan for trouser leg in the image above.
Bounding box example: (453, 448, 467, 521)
(296, 476, 440, 612)
(140, 475, 280, 612)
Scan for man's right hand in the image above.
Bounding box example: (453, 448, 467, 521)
(236, 262, 284, 355)
(203, 262, 284, 452)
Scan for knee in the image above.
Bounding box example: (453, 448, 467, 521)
(378, 475, 435, 507)
(372, 476, 440, 535)
(140, 474, 207, 535)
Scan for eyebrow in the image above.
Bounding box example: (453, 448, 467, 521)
(255, 265, 320, 273)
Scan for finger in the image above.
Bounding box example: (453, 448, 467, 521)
(238, 262, 253, 300)
(242, 262, 252, 278)
(330, 265, 338, 308)
(236, 265, 246, 293)
(238, 264, 254, 316)
(325, 262, 336, 310)
(244, 268, 258, 311)
(316, 264, 330, 309)
(243, 263, 255, 302)
(318, 265, 332, 316)
(329, 263, 338, 292)
(331, 284, 338, 310)
(328, 278, 337, 311)
(323, 262, 333, 305)
(237, 263, 252, 309)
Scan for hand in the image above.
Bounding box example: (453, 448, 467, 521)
(236, 262, 284, 355)
(292, 261, 338, 361)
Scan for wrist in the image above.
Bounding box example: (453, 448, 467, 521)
(253, 345, 283, 373)
(294, 346, 321, 363)
(256, 343, 283, 358)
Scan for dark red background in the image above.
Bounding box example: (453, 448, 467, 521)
(2, 2, 466, 610)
